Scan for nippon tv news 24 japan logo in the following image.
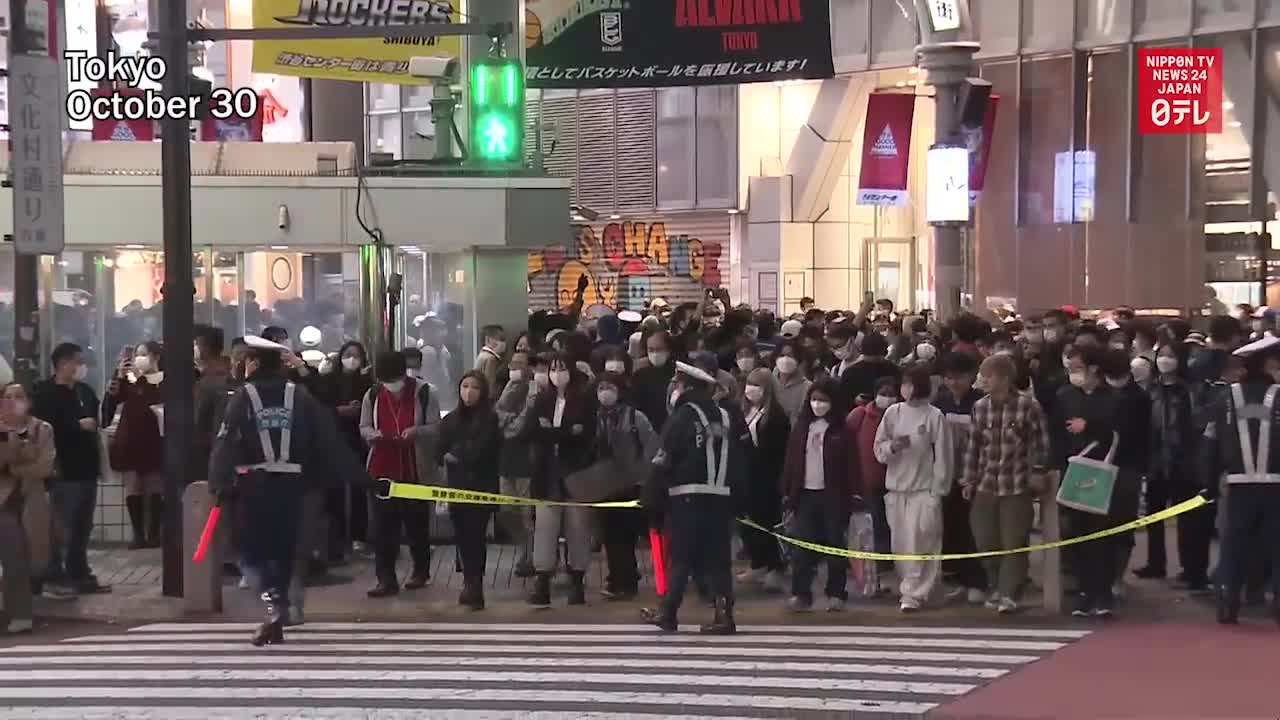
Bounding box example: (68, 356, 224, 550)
(1137, 48, 1223, 134)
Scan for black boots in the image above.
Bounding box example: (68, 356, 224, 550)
(640, 606, 678, 633)
(527, 572, 552, 608)
(367, 578, 400, 598)
(146, 494, 163, 548)
(404, 569, 430, 591)
(1216, 585, 1240, 625)
(126, 496, 146, 549)
(567, 571, 586, 606)
(700, 597, 736, 635)
(252, 592, 286, 647)
(459, 576, 485, 611)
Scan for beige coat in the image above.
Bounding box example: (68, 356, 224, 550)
(0, 418, 55, 506)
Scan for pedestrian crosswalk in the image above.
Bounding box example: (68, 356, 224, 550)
(0, 622, 1091, 718)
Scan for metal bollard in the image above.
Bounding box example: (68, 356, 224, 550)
(1039, 471, 1063, 615)
(183, 481, 222, 613)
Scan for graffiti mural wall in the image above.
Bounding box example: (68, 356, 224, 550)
(528, 215, 728, 311)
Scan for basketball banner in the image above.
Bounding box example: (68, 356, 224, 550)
(856, 93, 915, 207)
(524, 0, 834, 88)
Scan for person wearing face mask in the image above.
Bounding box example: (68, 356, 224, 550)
(772, 338, 813, 421)
(1052, 345, 1121, 618)
(210, 336, 369, 645)
(577, 373, 658, 600)
(732, 343, 761, 389)
(847, 378, 898, 585)
(496, 348, 539, 578)
(474, 325, 508, 398)
(402, 347, 424, 380)
(933, 352, 989, 605)
(632, 330, 678, 431)
(318, 340, 374, 563)
(1129, 356, 1154, 392)
(874, 364, 953, 613)
(105, 341, 165, 550)
(192, 326, 233, 485)
(736, 368, 790, 592)
(1100, 349, 1152, 600)
(362, 351, 441, 598)
(0, 383, 56, 634)
(527, 354, 598, 608)
(825, 324, 859, 388)
(596, 346, 631, 380)
(838, 331, 901, 410)
(1033, 310, 1073, 419)
(30, 343, 109, 596)
(1137, 343, 1203, 586)
(779, 379, 856, 612)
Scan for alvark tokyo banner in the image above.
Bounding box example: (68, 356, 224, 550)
(251, 0, 462, 84)
(524, 0, 835, 88)
(856, 93, 916, 207)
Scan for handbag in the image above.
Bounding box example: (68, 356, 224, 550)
(564, 409, 643, 503)
(1056, 432, 1119, 515)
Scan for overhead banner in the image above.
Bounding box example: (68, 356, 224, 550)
(966, 93, 999, 203)
(251, 0, 462, 84)
(856, 93, 915, 207)
(90, 90, 155, 141)
(524, 0, 835, 88)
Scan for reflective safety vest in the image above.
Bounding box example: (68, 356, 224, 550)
(1226, 383, 1280, 485)
(236, 381, 302, 475)
(669, 403, 732, 498)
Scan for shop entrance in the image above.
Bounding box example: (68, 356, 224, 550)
(863, 237, 918, 312)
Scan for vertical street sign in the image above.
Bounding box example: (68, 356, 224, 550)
(9, 0, 65, 254)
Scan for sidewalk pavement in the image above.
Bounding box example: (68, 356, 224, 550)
(11, 523, 1222, 627)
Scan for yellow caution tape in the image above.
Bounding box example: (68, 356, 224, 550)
(382, 482, 641, 509)
(742, 495, 1211, 561)
(381, 480, 1210, 561)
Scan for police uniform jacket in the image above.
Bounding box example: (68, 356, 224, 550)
(1202, 380, 1280, 493)
(643, 387, 745, 515)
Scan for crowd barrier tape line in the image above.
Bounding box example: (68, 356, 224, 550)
(381, 481, 1210, 561)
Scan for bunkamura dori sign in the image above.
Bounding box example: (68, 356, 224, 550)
(524, 0, 834, 88)
(251, 0, 462, 84)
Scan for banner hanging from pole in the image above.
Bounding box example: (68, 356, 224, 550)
(966, 93, 1000, 204)
(855, 93, 916, 207)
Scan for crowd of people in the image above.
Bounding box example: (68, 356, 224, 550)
(3, 281, 1280, 638)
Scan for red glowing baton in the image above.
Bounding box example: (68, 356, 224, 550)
(649, 528, 667, 596)
(192, 505, 222, 563)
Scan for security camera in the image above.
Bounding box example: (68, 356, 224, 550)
(408, 56, 459, 81)
(277, 204, 290, 230)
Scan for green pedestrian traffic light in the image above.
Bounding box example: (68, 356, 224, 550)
(469, 57, 524, 164)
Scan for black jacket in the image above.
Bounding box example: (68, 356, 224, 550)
(631, 362, 676, 431)
(1111, 381, 1152, 473)
(529, 382, 598, 500)
(437, 405, 502, 494)
(1149, 378, 1195, 485)
(643, 387, 744, 516)
(839, 357, 901, 406)
(1201, 381, 1280, 497)
(1051, 383, 1119, 468)
(31, 379, 100, 484)
(743, 401, 790, 514)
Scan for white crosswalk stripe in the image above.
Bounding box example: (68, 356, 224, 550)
(0, 622, 1090, 719)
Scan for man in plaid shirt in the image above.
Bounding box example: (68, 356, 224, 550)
(961, 353, 1050, 614)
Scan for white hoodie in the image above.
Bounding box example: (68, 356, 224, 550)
(873, 400, 953, 496)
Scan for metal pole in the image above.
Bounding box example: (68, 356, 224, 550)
(159, 0, 193, 598)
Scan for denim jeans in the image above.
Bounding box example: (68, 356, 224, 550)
(48, 481, 97, 582)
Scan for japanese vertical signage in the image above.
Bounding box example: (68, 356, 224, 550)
(524, 0, 834, 88)
(9, 0, 65, 254)
(925, 0, 961, 32)
(856, 93, 915, 207)
(1137, 48, 1223, 134)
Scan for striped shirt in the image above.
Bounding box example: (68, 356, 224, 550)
(962, 392, 1050, 496)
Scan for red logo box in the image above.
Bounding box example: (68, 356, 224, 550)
(1137, 48, 1223, 134)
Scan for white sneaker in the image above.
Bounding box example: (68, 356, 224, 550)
(984, 592, 1001, 610)
(3, 619, 33, 634)
(967, 588, 988, 605)
(238, 577, 251, 590)
(763, 570, 787, 593)
(899, 599, 920, 613)
(997, 597, 1019, 614)
(735, 567, 767, 584)
(786, 595, 813, 613)
(826, 597, 846, 612)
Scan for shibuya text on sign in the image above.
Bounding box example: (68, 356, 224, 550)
(63, 50, 260, 124)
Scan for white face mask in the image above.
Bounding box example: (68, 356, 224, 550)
(736, 357, 756, 373)
(1130, 361, 1152, 383)
(915, 343, 937, 361)
(875, 395, 894, 409)
(383, 380, 405, 394)
(597, 388, 619, 407)
(900, 384, 915, 402)
(1106, 376, 1129, 389)
(1155, 356, 1179, 375)
(73, 364, 88, 382)
(406, 368, 419, 378)
(1068, 370, 1088, 387)
(1109, 342, 1128, 351)
(1044, 329, 1062, 344)
(133, 355, 152, 374)
(509, 368, 524, 383)
(534, 371, 550, 389)
(810, 400, 831, 417)
(193, 344, 202, 363)
(342, 356, 361, 372)
(744, 384, 764, 405)
(776, 356, 799, 375)
(604, 360, 626, 374)
(319, 359, 335, 375)
(648, 351, 669, 368)
(550, 370, 571, 389)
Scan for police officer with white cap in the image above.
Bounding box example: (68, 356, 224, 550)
(642, 351, 744, 634)
(209, 335, 369, 646)
(1202, 335, 1280, 626)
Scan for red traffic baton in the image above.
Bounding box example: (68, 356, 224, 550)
(649, 528, 667, 596)
(191, 505, 222, 564)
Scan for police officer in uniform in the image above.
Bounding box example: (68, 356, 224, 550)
(209, 336, 368, 646)
(641, 352, 744, 634)
(1201, 336, 1280, 626)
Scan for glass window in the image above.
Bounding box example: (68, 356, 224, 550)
(403, 111, 438, 160)
(1022, 0, 1075, 52)
(696, 86, 737, 207)
(368, 83, 400, 112)
(869, 0, 919, 68)
(104, 249, 164, 372)
(656, 87, 696, 208)
(211, 251, 240, 339)
(242, 251, 355, 352)
(831, 0, 870, 70)
(51, 251, 102, 393)
(973, 60, 1019, 305)
(1080, 50, 1130, 308)
(1194, 0, 1254, 32)
(404, 83, 435, 110)
(972, 0, 1019, 57)
(369, 113, 403, 159)
(1263, 0, 1280, 26)
(1077, 0, 1133, 47)
(1134, 0, 1191, 38)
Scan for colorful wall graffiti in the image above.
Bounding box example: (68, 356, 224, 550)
(528, 218, 725, 311)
